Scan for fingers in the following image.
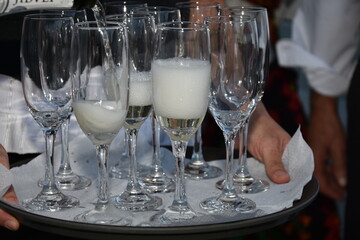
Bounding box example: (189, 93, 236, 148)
(1, 187, 20, 231)
(261, 150, 290, 184)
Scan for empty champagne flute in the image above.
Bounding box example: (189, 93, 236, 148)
(72, 21, 131, 224)
(216, 6, 271, 193)
(20, 13, 79, 211)
(112, 14, 162, 211)
(131, 6, 181, 193)
(176, 0, 222, 180)
(200, 15, 258, 213)
(37, 9, 92, 191)
(151, 21, 211, 222)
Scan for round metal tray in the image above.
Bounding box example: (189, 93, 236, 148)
(0, 176, 318, 240)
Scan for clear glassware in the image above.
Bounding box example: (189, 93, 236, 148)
(37, 9, 92, 191)
(200, 15, 258, 213)
(20, 13, 79, 211)
(151, 21, 211, 222)
(72, 21, 131, 224)
(104, 1, 147, 15)
(175, 0, 223, 180)
(131, 6, 181, 193)
(215, 7, 271, 193)
(104, 1, 149, 180)
(111, 14, 162, 211)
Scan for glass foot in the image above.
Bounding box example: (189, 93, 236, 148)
(141, 173, 175, 193)
(184, 163, 222, 180)
(74, 204, 133, 225)
(200, 195, 256, 214)
(216, 178, 270, 194)
(109, 164, 152, 179)
(38, 174, 92, 191)
(151, 205, 197, 223)
(109, 165, 129, 179)
(114, 191, 162, 211)
(22, 192, 79, 212)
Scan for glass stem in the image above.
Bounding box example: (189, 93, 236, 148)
(237, 117, 251, 178)
(42, 129, 60, 194)
(126, 128, 142, 193)
(191, 126, 206, 165)
(57, 115, 73, 176)
(151, 112, 165, 175)
(171, 140, 189, 208)
(221, 130, 238, 198)
(95, 144, 110, 209)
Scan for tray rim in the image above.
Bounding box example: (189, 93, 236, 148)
(0, 176, 319, 239)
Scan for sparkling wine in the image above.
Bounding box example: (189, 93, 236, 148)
(152, 57, 210, 141)
(152, 57, 210, 119)
(125, 71, 153, 129)
(156, 116, 203, 141)
(73, 100, 127, 145)
(125, 104, 152, 129)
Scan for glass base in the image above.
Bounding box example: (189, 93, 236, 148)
(184, 163, 223, 180)
(114, 191, 162, 211)
(22, 192, 79, 212)
(215, 178, 270, 194)
(109, 164, 153, 179)
(38, 174, 92, 191)
(74, 204, 133, 225)
(200, 195, 256, 214)
(141, 173, 175, 193)
(151, 205, 197, 223)
(109, 165, 129, 179)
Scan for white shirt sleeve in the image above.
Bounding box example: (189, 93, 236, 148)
(276, 0, 360, 97)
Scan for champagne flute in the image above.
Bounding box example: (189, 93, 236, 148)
(152, 21, 211, 222)
(200, 15, 258, 213)
(216, 6, 270, 193)
(72, 21, 131, 224)
(112, 14, 162, 211)
(20, 13, 79, 211)
(37, 9, 92, 191)
(131, 6, 181, 193)
(175, 0, 222, 180)
(104, 1, 149, 180)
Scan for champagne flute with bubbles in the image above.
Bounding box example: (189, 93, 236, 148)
(131, 6, 181, 194)
(111, 14, 162, 211)
(20, 13, 79, 211)
(72, 21, 131, 224)
(151, 21, 211, 222)
(175, 0, 223, 180)
(200, 15, 258, 213)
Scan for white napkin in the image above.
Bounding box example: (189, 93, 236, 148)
(0, 163, 13, 198)
(0, 127, 315, 227)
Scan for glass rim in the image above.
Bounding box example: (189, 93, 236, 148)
(132, 6, 180, 12)
(75, 21, 123, 30)
(106, 12, 154, 20)
(24, 12, 74, 20)
(221, 6, 267, 13)
(175, 1, 221, 7)
(157, 21, 208, 30)
(204, 15, 255, 23)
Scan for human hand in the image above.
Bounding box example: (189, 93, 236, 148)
(0, 144, 20, 231)
(307, 91, 346, 200)
(247, 102, 291, 184)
